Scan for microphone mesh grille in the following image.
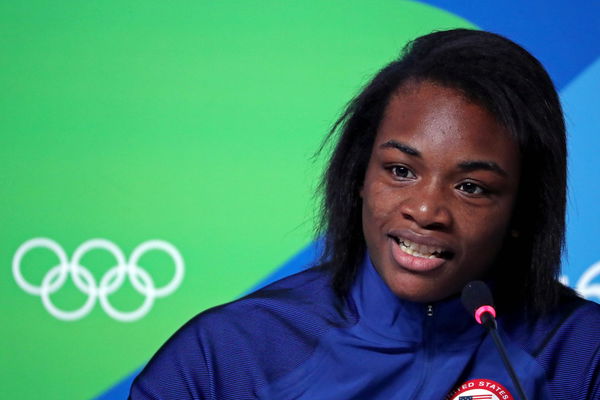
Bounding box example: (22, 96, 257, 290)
(461, 280, 494, 315)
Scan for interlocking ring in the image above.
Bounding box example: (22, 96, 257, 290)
(577, 260, 600, 302)
(12, 238, 184, 322)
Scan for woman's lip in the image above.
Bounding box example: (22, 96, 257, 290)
(387, 229, 454, 251)
(389, 236, 447, 273)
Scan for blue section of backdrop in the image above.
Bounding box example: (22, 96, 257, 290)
(563, 58, 600, 281)
(96, 2, 600, 398)
(424, 0, 600, 90)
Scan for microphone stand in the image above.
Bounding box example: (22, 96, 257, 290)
(480, 313, 529, 400)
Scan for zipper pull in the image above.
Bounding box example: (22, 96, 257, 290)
(426, 304, 434, 317)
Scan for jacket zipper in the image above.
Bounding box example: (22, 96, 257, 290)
(426, 304, 434, 317)
(410, 304, 435, 399)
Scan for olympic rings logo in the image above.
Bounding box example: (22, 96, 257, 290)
(572, 260, 600, 303)
(12, 238, 184, 322)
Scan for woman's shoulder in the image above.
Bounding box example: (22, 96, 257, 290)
(503, 290, 600, 399)
(129, 266, 350, 399)
(503, 288, 600, 351)
(535, 295, 600, 398)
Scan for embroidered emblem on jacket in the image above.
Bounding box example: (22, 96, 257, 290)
(446, 378, 514, 400)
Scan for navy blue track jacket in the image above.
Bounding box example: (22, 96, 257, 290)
(130, 257, 600, 399)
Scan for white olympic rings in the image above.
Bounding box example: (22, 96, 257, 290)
(576, 260, 600, 302)
(12, 238, 184, 322)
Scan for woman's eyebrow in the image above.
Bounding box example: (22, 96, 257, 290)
(458, 160, 508, 177)
(379, 140, 420, 157)
(379, 140, 508, 177)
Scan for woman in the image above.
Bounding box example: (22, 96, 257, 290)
(130, 29, 600, 399)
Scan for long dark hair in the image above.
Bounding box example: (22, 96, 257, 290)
(317, 29, 568, 314)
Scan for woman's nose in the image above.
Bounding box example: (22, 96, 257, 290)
(399, 183, 452, 230)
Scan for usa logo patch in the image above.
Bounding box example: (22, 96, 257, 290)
(446, 378, 514, 400)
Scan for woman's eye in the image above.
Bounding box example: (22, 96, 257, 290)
(457, 182, 488, 195)
(390, 166, 416, 179)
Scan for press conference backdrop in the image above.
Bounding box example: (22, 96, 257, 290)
(1, 1, 599, 399)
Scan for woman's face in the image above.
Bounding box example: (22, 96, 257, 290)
(361, 81, 521, 303)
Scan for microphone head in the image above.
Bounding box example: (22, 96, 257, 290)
(461, 280, 495, 320)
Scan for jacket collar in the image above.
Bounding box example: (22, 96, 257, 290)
(349, 255, 485, 344)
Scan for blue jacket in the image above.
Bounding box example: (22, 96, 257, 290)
(130, 258, 600, 399)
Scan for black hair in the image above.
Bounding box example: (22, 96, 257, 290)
(317, 29, 569, 314)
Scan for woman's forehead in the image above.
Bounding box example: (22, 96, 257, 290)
(374, 81, 520, 173)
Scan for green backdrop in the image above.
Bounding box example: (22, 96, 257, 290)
(1, 1, 482, 398)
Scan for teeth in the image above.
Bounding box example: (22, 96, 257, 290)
(398, 238, 444, 259)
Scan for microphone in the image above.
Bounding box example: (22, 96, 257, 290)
(461, 281, 529, 400)
(461, 281, 497, 329)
